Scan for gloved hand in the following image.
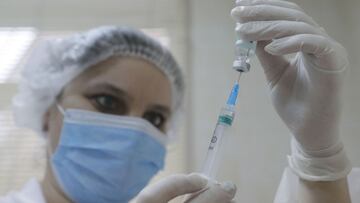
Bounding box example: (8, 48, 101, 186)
(231, 0, 351, 181)
(135, 173, 236, 203)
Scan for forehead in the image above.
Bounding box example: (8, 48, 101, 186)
(65, 56, 172, 109)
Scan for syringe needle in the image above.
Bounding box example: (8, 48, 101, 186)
(237, 72, 242, 83)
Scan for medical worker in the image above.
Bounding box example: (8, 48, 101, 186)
(0, 25, 236, 203)
(1, 0, 358, 203)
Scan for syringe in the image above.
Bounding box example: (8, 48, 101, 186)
(201, 74, 241, 179)
(201, 26, 257, 179)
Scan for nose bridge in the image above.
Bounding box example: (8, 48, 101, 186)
(127, 101, 145, 118)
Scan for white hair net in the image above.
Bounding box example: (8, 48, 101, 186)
(12, 26, 184, 133)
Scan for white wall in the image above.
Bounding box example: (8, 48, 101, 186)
(187, 0, 360, 202)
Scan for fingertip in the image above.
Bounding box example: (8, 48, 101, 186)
(230, 6, 244, 21)
(230, 7, 238, 21)
(187, 173, 208, 189)
(221, 181, 237, 196)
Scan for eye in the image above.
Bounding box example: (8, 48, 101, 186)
(89, 94, 127, 114)
(143, 111, 166, 130)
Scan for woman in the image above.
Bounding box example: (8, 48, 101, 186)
(2, 26, 235, 203)
(1, 0, 358, 202)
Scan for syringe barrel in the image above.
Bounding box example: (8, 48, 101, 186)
(202, 105, 235, 179)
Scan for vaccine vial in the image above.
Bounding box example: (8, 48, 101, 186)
(233, 40, 257, 72)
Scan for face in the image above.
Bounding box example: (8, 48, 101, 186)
(43, 56, 172, 153)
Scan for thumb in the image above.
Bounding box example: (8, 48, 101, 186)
(256, 40, 291, 87)
(184, 180, 237, 203)
(136, 173, 208, 203)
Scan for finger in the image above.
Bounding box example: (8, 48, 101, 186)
(136, 173, 207, 203)
(255, 40, 290, 87)
(265, 34, 329, 55)
(264, 34, 348, 72)
(236, 0, 304, 12)
(185, 181, 237, 203)
(219, 181, 237, 199)
(231, 5, 319, 26)
(236, 21, 325, 41)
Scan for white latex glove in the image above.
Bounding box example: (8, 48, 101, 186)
(135, 173, 236, 203)
(231, 0, 351, 181)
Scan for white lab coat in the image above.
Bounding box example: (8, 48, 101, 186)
(1, 169, 359, 203)
(0, 179, 45, 203)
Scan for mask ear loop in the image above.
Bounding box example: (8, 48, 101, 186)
(56, 104, 66, 116)
(55, 89, 67, 116)
(46, 103, 68, 183)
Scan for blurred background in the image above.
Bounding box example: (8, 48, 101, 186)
(0, 0, 359, 202)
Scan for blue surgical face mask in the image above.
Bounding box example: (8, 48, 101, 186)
(51, 106, 168, 203)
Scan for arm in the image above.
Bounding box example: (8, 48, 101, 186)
(231, 0, 352, 202)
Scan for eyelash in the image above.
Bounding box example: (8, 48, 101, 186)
(143, 111, 167, 130)
(87, 94, 127, 114)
